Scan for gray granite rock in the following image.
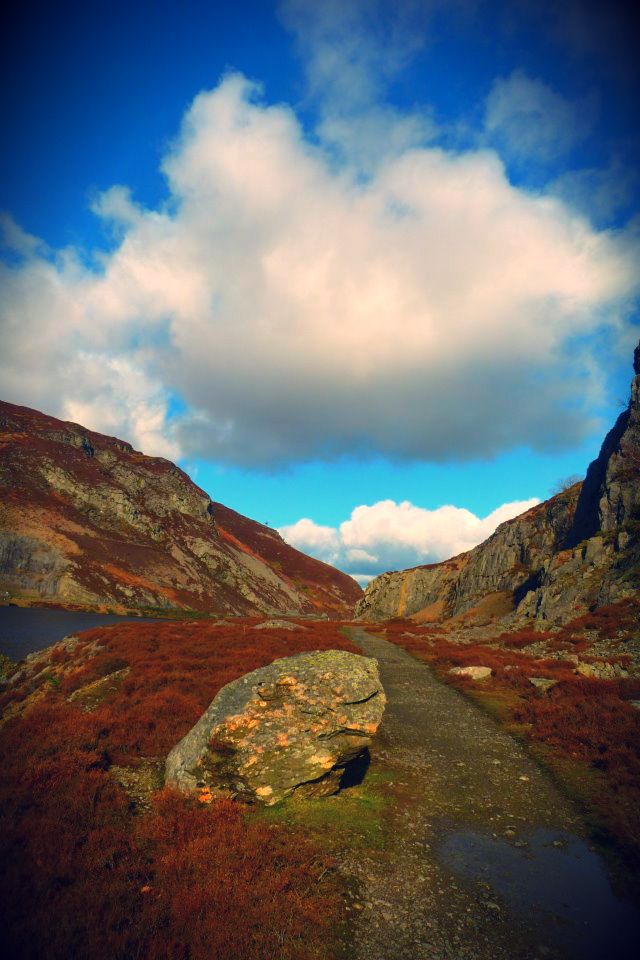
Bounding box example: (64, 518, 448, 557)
(165, 649, 385, 805)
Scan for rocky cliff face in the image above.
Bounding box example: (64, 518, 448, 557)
(0, 401, 361, 616)
(357, 343, 640, 626)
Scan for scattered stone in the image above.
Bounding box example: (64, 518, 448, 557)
(110, 758, 164, 811)
(629, 700, 640, 711)
(165, 650, 386, 805)
(449, 666, 493, 681)
(528, 677, 559, 693)
(574, 661, 628, 680)
(68, 667, 130, 711)
(253, 619, 308, 631)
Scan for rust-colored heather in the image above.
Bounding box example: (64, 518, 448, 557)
(0, 619, 356, 959)
(55, 618, 359, 761)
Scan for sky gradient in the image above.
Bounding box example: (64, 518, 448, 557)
(1, 0, 639, 582)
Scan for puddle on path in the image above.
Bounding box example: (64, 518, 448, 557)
(436, 826, 640, 959)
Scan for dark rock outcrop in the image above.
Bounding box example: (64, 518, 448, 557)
(165, 650, 385, 804)
(0, 401, 362, 616)
(357, 341, 640, 626)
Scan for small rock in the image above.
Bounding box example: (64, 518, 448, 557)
(575, 661, 628, 680)
(449, 665, 493, 681)
(253, 619, 308, 631)
(528, 677, 559, 692)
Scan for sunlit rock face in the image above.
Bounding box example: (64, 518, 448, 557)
(0, 400, 362, 616)
(354, 489, 580, 623)
(165, 650, 386, 805)
(356, 341, 640, 628)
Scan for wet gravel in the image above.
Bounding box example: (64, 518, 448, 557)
(338, 629, 638, 960)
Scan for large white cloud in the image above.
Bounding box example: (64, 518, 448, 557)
(0, 69, 638, 464)
(280, 496, 540, 584)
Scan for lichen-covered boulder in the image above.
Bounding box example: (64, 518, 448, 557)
(165, 650, 385, 805)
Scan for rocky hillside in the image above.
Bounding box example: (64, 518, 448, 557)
(0, 402, 362, 616)
(356, 342, 640, 626)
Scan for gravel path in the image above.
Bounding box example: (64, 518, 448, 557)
(338, 628, 639, 960)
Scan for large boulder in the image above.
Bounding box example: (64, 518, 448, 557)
(165, 650, 386, 805)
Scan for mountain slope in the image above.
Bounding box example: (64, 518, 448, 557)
(0, 401, 361, 616)
(357, 342, 640, 626)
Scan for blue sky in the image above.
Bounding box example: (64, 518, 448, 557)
(1, 0, 639, 581)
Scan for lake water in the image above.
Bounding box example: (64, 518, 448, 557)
(0, 606, 161, 660)
(437, 825, 640, 959)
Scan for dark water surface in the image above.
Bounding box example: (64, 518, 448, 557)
(437, 826, 640, 960)
(0, 606, 161, 660)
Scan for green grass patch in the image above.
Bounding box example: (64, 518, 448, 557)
(253, 765, 393, 851)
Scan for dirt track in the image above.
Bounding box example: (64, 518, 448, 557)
(339, 628, 639, 960)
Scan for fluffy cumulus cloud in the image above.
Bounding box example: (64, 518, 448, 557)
(280, 496, 540, 583)
(1, 14, 639, 464)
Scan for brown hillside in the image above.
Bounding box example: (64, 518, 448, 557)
(0, 401, 361, 616)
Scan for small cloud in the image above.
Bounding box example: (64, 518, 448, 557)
(0, 213, 48, 259)
(484, 69, 596, 164)
(280, 496, 540, 578)
(91, 186, 143, 229)
(280, 517, 340, 557)
(548, 158, 639, 225)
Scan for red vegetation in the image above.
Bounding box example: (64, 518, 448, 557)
(381, 607, 640, 864)
(555, 597, 640, 641)
(0, 619, 357, 959)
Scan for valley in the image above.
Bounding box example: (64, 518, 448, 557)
(1, 342, 639, 958)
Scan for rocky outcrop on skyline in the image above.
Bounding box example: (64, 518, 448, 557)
(357, 342, 640, 626)
(0, 401, 362, 616)
(165, 649, 385, 804)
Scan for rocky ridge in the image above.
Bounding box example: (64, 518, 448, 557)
(357, 342, 640, 626)
(0, 401, 361, 616)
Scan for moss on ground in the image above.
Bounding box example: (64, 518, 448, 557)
(253, 765, 393, 851)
